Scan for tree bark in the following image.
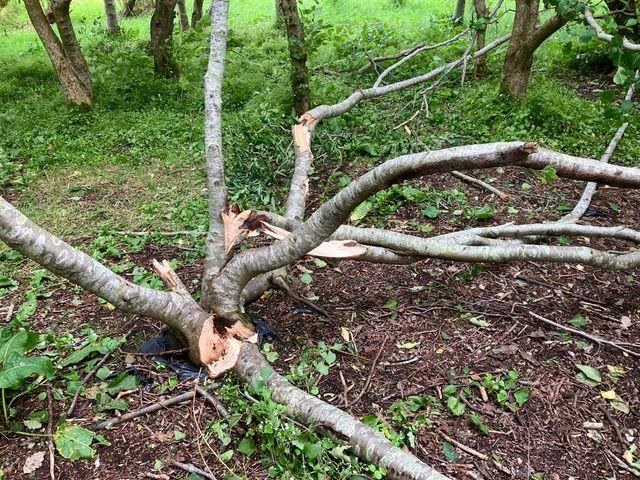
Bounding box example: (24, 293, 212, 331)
(191, 0, 203, 26)
(103, 0, 121, 35)
(472, 0, 488, 73)
(150, 0, 179, 77)
(23, 0, 93, 107)
(121, 0, 137, 17)
(454, 0, 466, 23)
(500, 0, 566, 97)
(177, 0, 189, 31)
(281, 0, 310, 116)
(275, 0, 284, 25)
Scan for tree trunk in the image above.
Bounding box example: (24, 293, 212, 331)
(275, 0, 284, 26)
(121, 0, 137, 17)
(151, 0, 179, 77)
(500, 0, 566, 97)
(23, 0, 93, 107)
(472, 0, 487, 73)
(104, 0, 121, 35)
(454, 0, 465, 23)
(191, 0, 203, 26)
(281, 0, 310, 116)
(177, 0, 189, 31)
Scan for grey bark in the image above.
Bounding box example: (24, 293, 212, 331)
(104, 0, 120, 35)
(177, 0, 189, 31)
(454, 0, 466, 23)
(200, 0, 230, 311)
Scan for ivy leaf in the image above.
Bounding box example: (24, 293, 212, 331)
(300, 273, 313, 285)
(350, 201, 372, 222)
(106, 373, 138, 395)
(514, 389, 529, 406)
(446, 396, 466, 416)
(442, 441, 460, 462)
(575, 364, 602, 387)
(470, 412, 489, 435)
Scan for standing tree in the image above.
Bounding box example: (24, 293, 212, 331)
(104, 0, 121, 35)
(280, 0, 310, 116)
(23, 0, 93, 107)
(150, 0, 179, 77)
(472, 0, 488, 73)
(177, 0, 189, 31)
(191, 0, 204, 26)
(454, 0, 466, 23)
(121, 0, 137, 17)
(3, 1, 640, 478)
(500, 0, 566, 97)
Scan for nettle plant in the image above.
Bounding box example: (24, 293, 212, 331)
(1, 0, 640, 478)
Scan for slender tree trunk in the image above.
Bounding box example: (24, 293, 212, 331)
(191, 0, 203, 26)
(121, 0, 137, 17)
(454, 0, 465, 23)
(281, 0, 310, 116)
(275, 0, 284, 26)
(151, 0, 179, 77)
(104, 0, 121, 35)
(23, 0, 93, 107)
(177, 0, 189, 31)
(500, 0, 566, 97)
(472, 0, 487, 73)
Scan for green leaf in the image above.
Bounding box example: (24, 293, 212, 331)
(613, 67, 629, 85)
(315, 362, 329, 375)
(514, 389, 529, 406)
(219, 450, 233, 461)
(303, 442, 324, 459)
(442, 441, 460, 462)
(106, 373, 138, 395)
(575, 364, 602, 384)
(238, 437, 256, 457)
(421, 205, 440, 219)
(446, 396, 466, 416)
(469, 316, 490, 328)
(0, 356, 54, 388)
(173, 430, 186, 441)
(383, 299, 398, 309)
(470, 412, 489, 435)
(473, 205, 494, 220)
(350, 201, 372, 222)
(55, 425, 99, 461)
(300, 273, 313, 285)
(0, 276, 17, 289)
(23, 419, 42, 430)
(610, 399, 630, 414)
(568, 315, 589, 328)
(0, 330, 38, 365)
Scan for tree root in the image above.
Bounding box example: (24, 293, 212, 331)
(233, 343, 450, 480)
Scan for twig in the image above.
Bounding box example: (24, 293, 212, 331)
(144, 473, 170, 480)
(459, 391, 495, 417)
(274, 277, 332, 320)
(451, 171, 509, 199)
(605, 449, 640, 477)
(115, 230, 205, 237)
(597, 404, 629, 448)
(47, 385, 55, 480)
(347, 335, 388, 406)
(528, 311, 640, 358)
(170, 461, 217, 480)
(195, 385, 229, 418)
(126, 348, 190, 357)
(439, 430, 512, 475)
(67, 327, 135, 417)
(515, 275, 606, 306)
(94, 391, 195, 430)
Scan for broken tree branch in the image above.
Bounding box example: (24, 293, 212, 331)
(584, 7, 640, 51)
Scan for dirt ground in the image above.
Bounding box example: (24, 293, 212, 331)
(1, 170, 639, 479)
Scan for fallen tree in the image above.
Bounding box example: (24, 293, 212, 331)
(2, 0, 640, 478)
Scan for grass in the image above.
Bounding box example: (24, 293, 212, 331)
(0, 0, 638, 279)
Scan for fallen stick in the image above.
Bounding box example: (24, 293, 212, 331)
(170, 461, 217, 480)
(451, 171, 509, 199)
(597, 404, 628, 448)
(195, 385, 229, 418)
(528, 311, 640, 358)
(273, 277, 332, 320)
(95, 391, 195, 430)
(439, 430, 512, 475)
(347, 335, 388, 407)
(67, 327, 135, 417)
(47, 385, 55, 480)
